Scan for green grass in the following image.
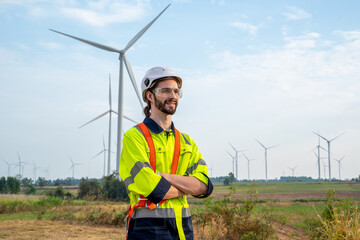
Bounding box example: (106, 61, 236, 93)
(213, 182, 360, 194)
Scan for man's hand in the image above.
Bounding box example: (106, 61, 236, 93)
(160, 173, 208, 196)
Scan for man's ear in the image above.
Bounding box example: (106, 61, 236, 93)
(146, 90, 154, 103)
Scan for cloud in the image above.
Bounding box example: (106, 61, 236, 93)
(39, 41, 62, 50)
(284, 32, 320, 49)
(192, 31, 360, 118)
(59, 1, 148, 27)
(283, 6, 311, 20)
(231, 21, 258, 35)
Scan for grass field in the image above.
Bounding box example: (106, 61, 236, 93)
(1, 181, 359, 239)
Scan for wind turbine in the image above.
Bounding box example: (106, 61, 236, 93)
(228, 143, 247, 180)
(313, 132, 345, 180)
(32, 162, 41, 181)
(50, 4, 171, 178)
(242, 153, 255, 180)
(92, 136, 110, 177)
(313, 151, 327, 180)
(226, 151, 235, 176)
(334, 156, 345, 180)
(208, 161, 214, 178)
(288, 166, 297, 177)
(255, 139, 279, 182)
(3, 159, 12, 177)
(79, 74, 137, 176)
(14, 152, 29, 180)
(322, 161, 328, 180)
(68, 155, 81, 180)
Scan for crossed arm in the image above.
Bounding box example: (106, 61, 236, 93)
(160, 173, 208, 199)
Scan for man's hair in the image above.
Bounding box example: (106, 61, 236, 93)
(143, 82, 158, 117)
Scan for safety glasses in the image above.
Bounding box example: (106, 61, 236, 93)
(152, 87, 183, 98)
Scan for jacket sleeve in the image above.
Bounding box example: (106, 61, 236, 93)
(184, 135, 213, 198)
(120, 129, 171, 204)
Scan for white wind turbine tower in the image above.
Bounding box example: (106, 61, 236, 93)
(50, 4, 171, 178)
(228, 143, 247, 180)
(313, 132, 345, 180)
(226, 151, 235, 176)
(288, 166, 297, 177)
(334, 156, 345, 180)
(255, 139, 279, 182)
(242, 153, 255, 180)
(79, 74, 137, 176)
(68, 155, 81, 180)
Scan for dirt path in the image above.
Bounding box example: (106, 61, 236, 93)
(0, 219, 310, 240)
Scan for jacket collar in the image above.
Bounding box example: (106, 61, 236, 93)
(143, 117, 175, 134)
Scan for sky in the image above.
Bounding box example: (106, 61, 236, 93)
(1, 0, 359, 181)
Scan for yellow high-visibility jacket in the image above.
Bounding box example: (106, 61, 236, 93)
(120, 117, 213, 240)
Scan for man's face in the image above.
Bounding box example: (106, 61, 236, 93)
(152, 79, 180, 115)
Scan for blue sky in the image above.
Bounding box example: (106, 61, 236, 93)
(1, 0, 359, 181)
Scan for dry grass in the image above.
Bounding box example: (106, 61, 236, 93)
(0, 220, 126, 240)
(0, 194, 41, 200)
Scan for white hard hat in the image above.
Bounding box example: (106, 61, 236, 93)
(141, 66, 182, 101)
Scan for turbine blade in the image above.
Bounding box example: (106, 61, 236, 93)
(123, 55, 144, 108)
(92, 150, 105, 159)
(79, 111, 110, 129)
(102, 136, 106, 148)
(268, 144, 279, 149)
(68, 155, 74, 164)
(226, 151, 234, 158)
(330, 132, 345, 142)
(123, 4, 171, 52)
(111, 110, 138, 124)
(49, 29, 122, 53)
(312, 131, 329, 142)
(228, 142, 237, 152)
(255, 139, 266, 149)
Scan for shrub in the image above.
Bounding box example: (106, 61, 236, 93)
(78, 178, 101, 200)
(24, 184, 36, 195)
(102, 173, 128, 201)
(307, 189, 360, 239)
(192, 184, 275, 239)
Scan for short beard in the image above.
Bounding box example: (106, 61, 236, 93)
(154, 94, 178, 115)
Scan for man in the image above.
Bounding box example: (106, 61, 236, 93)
(120, 66, 213, 240)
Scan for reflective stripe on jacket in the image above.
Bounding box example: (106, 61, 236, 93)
(120, 117, 213, 239)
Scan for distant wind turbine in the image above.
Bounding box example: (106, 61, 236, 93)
(322, 161, 328, 179)
(313, 132, 345, 180)
(242, 153, 255, 180)
(226, 151, 235, 176)
(50, 4, 171, 178)
(92, 136, 112, 177)
(288, 166, 297, 177)
(208, 161, 214, 178)
(228, 143, 247, 180)
(14, 152, 29, 180)
(334, 156, 345, 180)
(255, 139, 279, 182)
(3, 159, 12, 177)
(32, 162, 41, 181)
(79, 74, 137, 176)
(313, 151, 327, 180)
(68, 155, 81, 179)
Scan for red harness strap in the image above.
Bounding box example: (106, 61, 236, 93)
(126, 123, 181, 235)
